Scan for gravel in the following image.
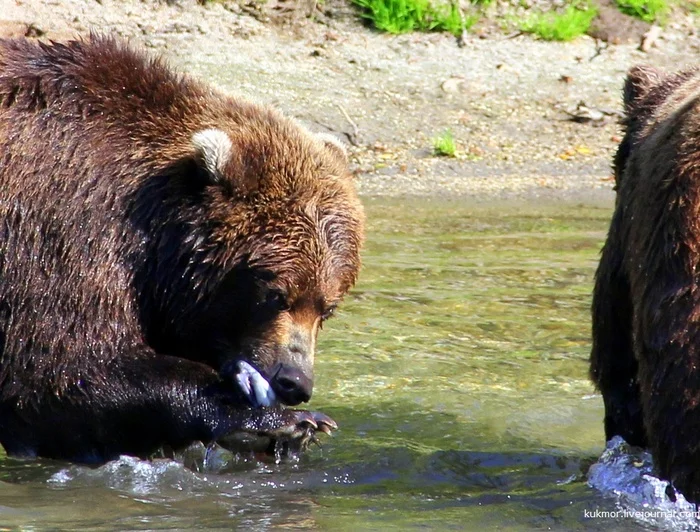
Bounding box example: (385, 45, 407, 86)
(3, 0, 699, 203)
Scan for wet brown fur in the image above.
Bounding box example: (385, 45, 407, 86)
(0, 35, 363, 461)
(591, 64, 700, 502)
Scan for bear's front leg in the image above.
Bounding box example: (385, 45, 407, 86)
(591, 209, 646, 447)
(640, 347, 700, 504)
(0, 346, 334, 463)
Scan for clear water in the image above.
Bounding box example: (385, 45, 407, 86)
(0, 197, 670, 530)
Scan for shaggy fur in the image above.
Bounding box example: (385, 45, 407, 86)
(591, 64, 700, 502)
(0, 36, 364, 462)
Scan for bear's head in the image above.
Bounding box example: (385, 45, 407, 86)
(134, 110, 364, 408)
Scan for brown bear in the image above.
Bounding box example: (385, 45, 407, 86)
(591, 65, 700, 501)
(0, 36, 364, 463)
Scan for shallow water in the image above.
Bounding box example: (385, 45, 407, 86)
(0, 197, 657, 530)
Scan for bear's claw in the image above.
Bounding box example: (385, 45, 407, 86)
(273, 410, 338, 450)
(216, 408, 338, 456)
(311, 412, 338, 435)
(277, 410, 338, 454)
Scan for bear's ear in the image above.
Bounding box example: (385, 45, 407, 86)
(192, 128, 232, 183)
(317, 133, 348, 163)
(623, 65, 665, 114)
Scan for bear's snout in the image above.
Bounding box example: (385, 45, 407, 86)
(269, 363, 313, 406)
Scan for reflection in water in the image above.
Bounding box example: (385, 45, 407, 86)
(0, 198, 646, 529)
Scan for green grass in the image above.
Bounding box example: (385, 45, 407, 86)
(353, 0, 479, 36)
(615, 0, 669, 22)
(520, 4, 598, 41)
(432, 129, 457, 157)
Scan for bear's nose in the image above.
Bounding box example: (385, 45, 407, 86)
(269, 363, 313, 406)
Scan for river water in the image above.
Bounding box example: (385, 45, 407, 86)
(0, 196, 683, 530)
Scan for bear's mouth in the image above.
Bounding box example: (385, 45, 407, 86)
(234, 360, 279, 408)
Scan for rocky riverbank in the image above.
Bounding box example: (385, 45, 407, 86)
(2, 0, 699, 201)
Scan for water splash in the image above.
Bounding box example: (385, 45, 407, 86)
(45, 442, 351, 503)
(182, 441, 302, 472)
(588, 436, 700, 530)
(47, 455, 209, 497)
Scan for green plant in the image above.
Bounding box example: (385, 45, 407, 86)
(353, 0, 478, 36)
(354, 0, 430, 33)
(520, 4, 598, 41)
(615, 0, 669, 22)
(433, 130, 457, 157)
(430, 3, 480, 34)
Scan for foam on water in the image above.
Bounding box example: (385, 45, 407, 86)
(588, 436, 700, 530)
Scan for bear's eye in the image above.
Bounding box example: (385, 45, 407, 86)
(320, 304, 337, 322)
(263, 289, 290, 312)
